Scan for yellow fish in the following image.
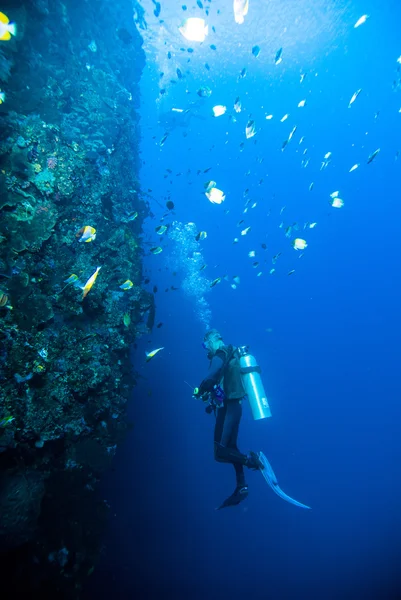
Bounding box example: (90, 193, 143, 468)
(81, 266, 101, 299)
(0, 12, 17, 41)
(120, 280, 133, 290)
(145, 347, 164, 362)
(76, 225, 96, 243)
(205, 187, 225, 204)
(292, 238, 307, 251)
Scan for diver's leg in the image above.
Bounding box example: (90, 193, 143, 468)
(214, 401, 248, 466)
(214, 402, 250, 509)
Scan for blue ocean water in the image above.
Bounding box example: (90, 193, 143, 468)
(86, 1, 401, 598)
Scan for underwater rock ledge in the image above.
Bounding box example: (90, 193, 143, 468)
(0, 1, 149, 595)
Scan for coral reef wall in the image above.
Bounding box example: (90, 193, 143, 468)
(0, 0, 150, 595)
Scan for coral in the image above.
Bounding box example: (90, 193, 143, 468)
(5, 201, 58, 253)
(32, 168, 56, 195)
(0, 0, 149, 593)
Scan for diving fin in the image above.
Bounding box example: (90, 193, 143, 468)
(216, 485, 249, 510)
(258, 451, 311, 510)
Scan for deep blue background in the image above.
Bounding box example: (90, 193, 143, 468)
(85, 1, 401, 598)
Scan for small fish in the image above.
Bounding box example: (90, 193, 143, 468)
(196, 231, 207, 241)
(160, 133, 169, 146)
(298, 99, 306, 107)
(176, 68, 183, 79)
(238, 67, 247, 79)
(293, 238, 307, 250)
(179, 17, 208, 42)
(81, 266, 101, 299)
(269, 269, 275, 275)
(200, 264, 207, 271)
(280, 113, 289, 122)
(367, 148, 380, 164)
(204, 180, 217, 191)
(248, 250, 256, 258)
(0, 90, 5, 104)
(300, 73, 307, 83)
(265, 114, 273, 120)
(354, 14, 369, 28)
(155, 225, 167, 235)
(76, 225, 96, 243)
(150, 246, 163, 254)
(197, 86, 212, 97)
(309, 182, 314, 191)
(233, 276, 240, 284)
(245, 120, 256, 139)
(330, 197, 344, 208)
(0, 415, 14, 427)
(210, 44, 217, 51)
(275, 47, 283, 65)
(349, 163, 359, 172)
(234, 97, 242, 113)
(156, 322, 163, 328)
(64, 274, 79, 284)
(120, 280, 134, 290)
(241, 227, 251, 236)
(0, 292, 8, 307)
(233, 0, 249, 24)
(0, 12, 16, 41)
(205, 187, 225, 204)
(124, 211, 138, 222)
(166, 200, 175, 210)
(287, 270, 295, 276)
(123, 312, 131, 327)
(212, 105, 227, 117)
(210, 277, 221, 288)
(252, 45, 260, 58)
(348, 88, 362, 108)
(146, 347, 164, 362)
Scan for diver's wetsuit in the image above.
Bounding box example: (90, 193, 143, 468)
(198, 347, 249, 488)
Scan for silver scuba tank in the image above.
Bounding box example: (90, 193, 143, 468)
(237, 346, 272, 420)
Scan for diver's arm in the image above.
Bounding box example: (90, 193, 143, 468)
(198, 354, 225, 395)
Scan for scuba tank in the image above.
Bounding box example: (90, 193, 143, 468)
(237, 346, 272, 420)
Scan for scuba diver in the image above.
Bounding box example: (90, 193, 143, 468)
(158, 98, 208, 133)
(193, 329, 264, 510)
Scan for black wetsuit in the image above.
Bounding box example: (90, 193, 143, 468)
(198, 346, 249, 488)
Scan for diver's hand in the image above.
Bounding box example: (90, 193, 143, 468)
(193, 387, 208, 402)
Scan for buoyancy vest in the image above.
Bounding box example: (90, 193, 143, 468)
(215, 344, 246, 400)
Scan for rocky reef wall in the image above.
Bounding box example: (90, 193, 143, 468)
(0, 0, 150, 595)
